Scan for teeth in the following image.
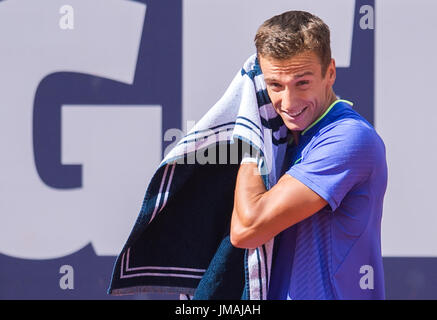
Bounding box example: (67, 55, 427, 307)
(289, 106, 307, 117)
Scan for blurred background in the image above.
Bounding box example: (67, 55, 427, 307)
(0, 0, 436, 299)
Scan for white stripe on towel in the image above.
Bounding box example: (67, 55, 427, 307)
(158, 162, 176, 214)
(247, 248, 262, 300)
(125, 248, 205, 273)
(120, 272, 203, 280)
(149, 163, 170, 223)
(120, 250, 205, 280)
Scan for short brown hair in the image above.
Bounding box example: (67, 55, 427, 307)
(255, 11, 332, 76)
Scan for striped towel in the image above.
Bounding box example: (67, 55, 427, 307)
(108, 54, 289, 300)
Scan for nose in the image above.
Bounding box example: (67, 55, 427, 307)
(280, 88, 295, 112)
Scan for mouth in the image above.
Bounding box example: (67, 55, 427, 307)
(284, 106, 309, 119)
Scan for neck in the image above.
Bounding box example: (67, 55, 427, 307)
(321, 89, 338, 117)
(291, 130, 300, 145)
(328, 90, 338, 106)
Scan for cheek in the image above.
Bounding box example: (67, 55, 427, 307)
(266, 90, 281, 108)
(318, 78, 331, 92)
(303, 84, 325, 103)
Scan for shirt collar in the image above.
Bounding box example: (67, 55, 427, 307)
(302, 99, 354, 136)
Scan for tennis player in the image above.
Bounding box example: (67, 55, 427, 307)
(230, 11, 387, 300)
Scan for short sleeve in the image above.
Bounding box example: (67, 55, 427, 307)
(286, 122, 378, 211)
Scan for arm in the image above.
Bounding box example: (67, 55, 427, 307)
(230, 161, 328, 249)
(231, 123, 378, 249)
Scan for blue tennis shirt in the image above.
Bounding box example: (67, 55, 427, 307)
(267, 99, 388, 300)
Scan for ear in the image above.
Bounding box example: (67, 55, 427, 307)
(326, 58, 336, 86)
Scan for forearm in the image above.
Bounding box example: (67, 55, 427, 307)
(231, 159, 328, 249)
(231, 162, 268, 247)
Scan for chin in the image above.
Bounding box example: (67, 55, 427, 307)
(284, 121, 306, 132)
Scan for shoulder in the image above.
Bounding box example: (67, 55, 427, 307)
(303, 116, 386, 171)
(317, 113, 385, 151)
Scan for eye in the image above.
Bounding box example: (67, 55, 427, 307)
(268, 82, 283, 91)
(296, 80, 310, 87)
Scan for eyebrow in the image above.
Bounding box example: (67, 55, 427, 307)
(264, 77, 280, 83)
(264, 71, 314, 83)
(293, 71, 314, 79)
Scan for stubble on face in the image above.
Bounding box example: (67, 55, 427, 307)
(259, 51, 336, 135)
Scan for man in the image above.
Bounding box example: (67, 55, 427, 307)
(230, 11, 387, 299)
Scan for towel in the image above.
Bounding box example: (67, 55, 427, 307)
(107, 54, 289, 300)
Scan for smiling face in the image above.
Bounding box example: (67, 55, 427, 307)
(259, 51, 337, 132)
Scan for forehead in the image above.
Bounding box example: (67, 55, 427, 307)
(259, 51, 322, 80)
